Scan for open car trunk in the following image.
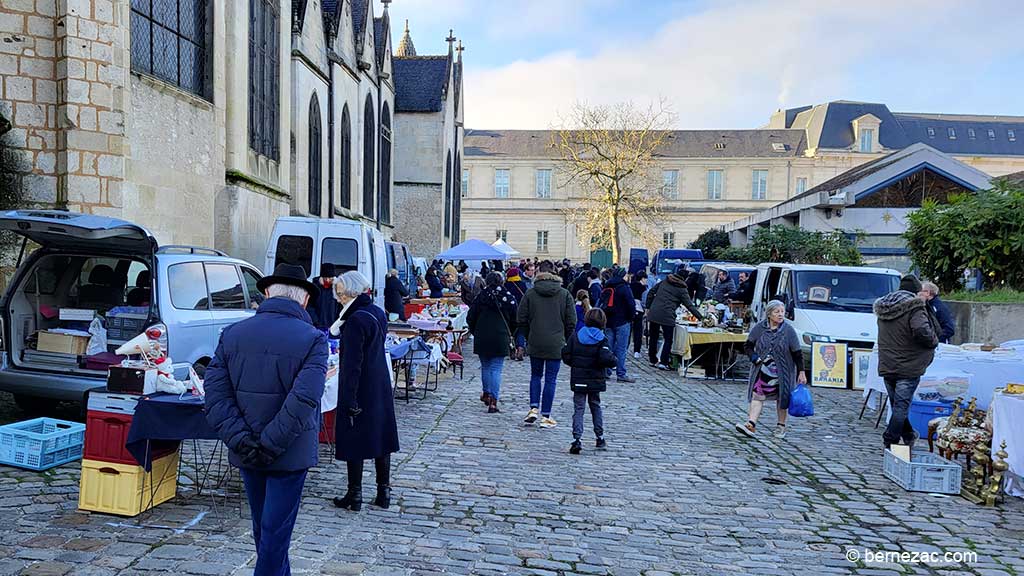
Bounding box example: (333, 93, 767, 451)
(0, 211, 159, 379)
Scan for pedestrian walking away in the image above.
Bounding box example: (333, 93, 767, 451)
(329, 271, 401, 512)
(517, 261, 576, 428)
(467, 272, 518, 413)
(645, 265, 704, 370)
(629, 271, 647, 358)
(735, 300, 804, 440)
(874, 274, 940, 450)
(204, 263, 328, 576)
(574, 289, 591, 333)
(598, 267, 636, 382)
(562, 308, 616, 454)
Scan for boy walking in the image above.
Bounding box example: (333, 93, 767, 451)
(561, 309, 617, 454)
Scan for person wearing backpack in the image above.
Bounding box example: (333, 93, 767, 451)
(517, 261, 576, 429)
(562, 308, 617, 454)
(467, 272, 519, 413)
(598, 267, 636, 383)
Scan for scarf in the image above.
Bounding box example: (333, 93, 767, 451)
(507, 274, 522, 283)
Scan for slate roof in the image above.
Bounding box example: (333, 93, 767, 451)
(352, 0, 369, 50)
(1001, 170, 1024, 185)
(393, 56, 449, 112)
(464, 129, 807, 158)
(776, 101, 1024, 157)
(373, 17, 387, 65)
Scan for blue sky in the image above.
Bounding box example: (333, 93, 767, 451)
(377, 0, 1024, 130)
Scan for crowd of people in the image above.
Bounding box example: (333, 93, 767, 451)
(200, 250, 956, 575)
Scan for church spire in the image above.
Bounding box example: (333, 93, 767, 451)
(396, 19, 416, 57)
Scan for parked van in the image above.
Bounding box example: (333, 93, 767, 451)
(700, 262, 756, 301)
(264, 217, 386, 309)
(750, 263, 901, 354)
(648, 248, 703, 289)
(386, 241, 416, 296)
(0, 211, 265, 409)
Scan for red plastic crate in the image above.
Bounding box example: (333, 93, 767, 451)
(404, 303, 425, 318)
(319, 410, 335, 444)
(84, 411, 173, 465)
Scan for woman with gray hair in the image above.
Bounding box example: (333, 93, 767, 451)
(735, 299, 805, 439)
(329, 270, 400, 511)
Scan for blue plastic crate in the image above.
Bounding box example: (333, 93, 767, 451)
(883, 450, 962, 494)
(0, 417, 86, 471)
(908, 399, 957, 440)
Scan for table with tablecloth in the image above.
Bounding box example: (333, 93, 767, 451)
(671, 325, 749, 379)
(990, 391, 1024, 497)
(862, 347, 1024, 411)
(407, 308, 468, 332)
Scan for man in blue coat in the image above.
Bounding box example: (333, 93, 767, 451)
(920, 281, 956, 344)
(599, 267, 636, 382)
(205, 263, 327, 576)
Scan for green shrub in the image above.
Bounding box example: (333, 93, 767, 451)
(689, 228, 731, 259)
(905, 180, 1024, 293)
(718, 226, 863, 266)
(944, 289, 1024, 303)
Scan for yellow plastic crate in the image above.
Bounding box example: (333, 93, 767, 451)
(78, 450, 179, 516)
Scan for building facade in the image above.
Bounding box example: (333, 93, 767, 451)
(0, 0, 457, 267)
(389, 22, 464, 257)
(461, 101, 1024, 263)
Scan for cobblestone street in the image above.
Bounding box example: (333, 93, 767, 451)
(2, 348, 1024, 576)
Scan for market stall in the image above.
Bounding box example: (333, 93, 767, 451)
(672, 324, 748, 380)
(990, 390, 1024, 497)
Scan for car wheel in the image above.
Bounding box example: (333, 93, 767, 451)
(13, 394, 50, 415)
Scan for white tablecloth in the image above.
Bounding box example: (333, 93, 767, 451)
(863, 349, 1024, 411)
(991, 392, 1024, 497)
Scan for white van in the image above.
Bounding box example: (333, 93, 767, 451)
(750, 263, 901, 354)
(264, 217, 387, 309)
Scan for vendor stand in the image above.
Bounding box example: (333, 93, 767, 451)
(990, 389, 1024, 497)
(672, 324, 748, 380)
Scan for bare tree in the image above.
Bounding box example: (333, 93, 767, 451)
(552, 100, 676, 264)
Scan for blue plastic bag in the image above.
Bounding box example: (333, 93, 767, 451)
(788, 384, 814, 417)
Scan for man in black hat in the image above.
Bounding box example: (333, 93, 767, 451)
(307, 263, 339, 331)
(205, 263, 328, 576)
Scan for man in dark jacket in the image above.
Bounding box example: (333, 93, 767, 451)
(599, 268, 636, 382)
(384, 269, 409, 320)
(562, 308, 617, 454)
(874, 274, 941, 449)
(629, 272, 648, 358)
(711, 270, 736, 302)
(920, 281, 956, 344)
(205, 264, 327, 576)
(571, 263, 592, 295)
(645, 265, 704, 370)
(306, 263, 339, 330)
(734, 271, 754, 305)
(587, 269, 603, 306)
(517, 263, 576, 428)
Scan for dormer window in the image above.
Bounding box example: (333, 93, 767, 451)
(988, 129, 996, 140)
(927, 128, 935, 138)
(859, 128, 874, 153)
(1010, 129, 1017, 142)
(968, 128, 976, 140)
(948, 128, 956, 140)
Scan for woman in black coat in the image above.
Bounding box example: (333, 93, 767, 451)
(329, 271, 400, 511)
(425, 268, 444, 299)
(467, 272, 518, 413)
(383, 269, 409, 320)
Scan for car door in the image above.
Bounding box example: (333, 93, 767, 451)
(204, 263, 251, 339)
(164, 261, 214, 366)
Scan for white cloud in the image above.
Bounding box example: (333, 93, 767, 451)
(463, 0, 1024, 129)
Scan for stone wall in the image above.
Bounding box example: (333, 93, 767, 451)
(214, 184, 289, 269)
(946, 301, 1024, 345)
(391, 182, 441, 258)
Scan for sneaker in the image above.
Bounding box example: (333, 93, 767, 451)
(569, 440, 582, 455)
(656, 363, 672, 371)
(523, 408, 539, 424)
(617, 376, 636, 383)
(539, 416, 558, 429)
(633, 352, 641, 359)
(735, 421, 756, 437)
(596, 437, 607, 450)
(772, 424, 787, 439)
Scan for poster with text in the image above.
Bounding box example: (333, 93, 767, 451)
(811, 341, 848, 388)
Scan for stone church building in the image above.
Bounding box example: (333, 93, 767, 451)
(0, 0, 463, 266)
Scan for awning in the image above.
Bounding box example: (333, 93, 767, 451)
(491, 239, 520, 257)
(437, 239, 508, 261)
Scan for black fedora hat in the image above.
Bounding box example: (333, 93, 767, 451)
(257, 263, 321, 300)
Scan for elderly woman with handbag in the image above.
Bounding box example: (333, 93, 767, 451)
(735, 299, 806, 440)
(329, 271, 400, 511)
(467, 272, 518, 413)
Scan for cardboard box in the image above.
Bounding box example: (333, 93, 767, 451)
(37, 331, 90, 355)
(59, 308, 96, 322)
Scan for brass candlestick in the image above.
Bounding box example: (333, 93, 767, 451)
(985, 441, 1010, 507)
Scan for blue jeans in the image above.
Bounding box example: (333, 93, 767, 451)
(605, 323, 631, 378)
(529, 357, 561, 416)
(239, 468, 308, 576)
(883, 377, 920, 447)
(479, 355, 505, 400)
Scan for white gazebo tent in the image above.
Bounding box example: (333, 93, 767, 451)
(491, 239, 520, 259)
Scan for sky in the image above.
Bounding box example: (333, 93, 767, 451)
(376, 0, 1024, 130)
